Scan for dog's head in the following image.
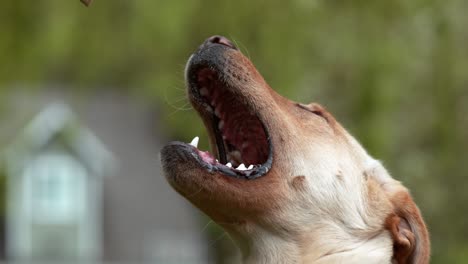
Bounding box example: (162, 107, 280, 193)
(161, 36, 429, 263)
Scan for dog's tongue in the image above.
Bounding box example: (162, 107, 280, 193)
(198, 150, 216, 164)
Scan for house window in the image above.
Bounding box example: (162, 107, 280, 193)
(25, 152, 86, 224)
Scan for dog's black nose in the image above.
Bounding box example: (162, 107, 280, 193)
(204, 35, 238, 50)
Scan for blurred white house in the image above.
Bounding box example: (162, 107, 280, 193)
(5, 103, 112, 261)
(0, 88, 213, 264)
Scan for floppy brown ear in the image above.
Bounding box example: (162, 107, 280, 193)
(365, 162, 430, 263)
(385, 190, 430, 264)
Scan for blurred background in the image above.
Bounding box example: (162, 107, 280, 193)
(0, 0, 467, 263)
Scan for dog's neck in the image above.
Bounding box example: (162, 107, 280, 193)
(228, 223, 393, 264)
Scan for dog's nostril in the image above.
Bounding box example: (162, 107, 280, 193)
(206, 35, 238, 50)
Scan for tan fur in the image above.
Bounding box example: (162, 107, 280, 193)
(161, 36, 430, 263)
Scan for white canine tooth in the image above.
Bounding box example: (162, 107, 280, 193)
(226, 162, 232, 168)
(218, 120, 224, 130)
(190, 136, 199, 148)
(236, 163, 247, 171)
(241, 142, 249, 149)
(247, 165, 253, 170)
(200, 87, 209, 96)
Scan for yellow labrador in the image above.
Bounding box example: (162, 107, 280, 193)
(161, 36, 430, 264)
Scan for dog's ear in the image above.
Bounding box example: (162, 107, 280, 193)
(366, 161, 430, 264)
(385, 191, 430, 264)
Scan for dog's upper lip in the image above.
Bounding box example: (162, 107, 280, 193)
(185, 36, 240, 87)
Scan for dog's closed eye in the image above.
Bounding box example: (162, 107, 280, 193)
(297, 103, 329, 123)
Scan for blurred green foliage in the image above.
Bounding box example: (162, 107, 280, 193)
(1, 0, 468, 262)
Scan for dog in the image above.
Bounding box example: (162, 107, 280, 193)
(161, 36, 430, 263)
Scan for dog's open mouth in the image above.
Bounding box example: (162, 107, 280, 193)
(184, 66, 273, 179)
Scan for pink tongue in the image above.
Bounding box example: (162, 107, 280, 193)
(198, 150, 216, 164)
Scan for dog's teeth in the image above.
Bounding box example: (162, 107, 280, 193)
(226, 162, 232, 168)
(200, 87, 209, 96)
(241, 142, 249, 149)
(247, 165, 253, 170)
(218, 120, 224, 130)
(216, 159, 219, 163)
(190, 136, 199, 148)
(237, 164, 247, 170)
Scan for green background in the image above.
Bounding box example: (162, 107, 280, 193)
(1, 0, 468, 262)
